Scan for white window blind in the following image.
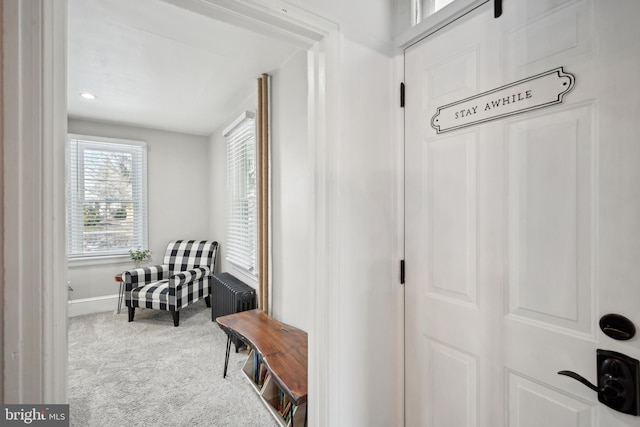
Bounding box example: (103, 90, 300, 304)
(67, 135, 148, 258)
(224, 112, 257, 273)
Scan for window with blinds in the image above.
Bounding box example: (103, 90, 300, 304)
(224, 111, 257, 274)
(67, 135, 148, 258)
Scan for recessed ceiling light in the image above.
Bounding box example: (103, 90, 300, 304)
(80, 92, 96, 100)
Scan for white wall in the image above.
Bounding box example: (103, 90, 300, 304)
(230, 1, 398, 425)
(208, 115, 229, 279)
(280, 1, 398, 425)
(67, 118, 211, 301)
(394, 0, 413, 38)
(296, 0, 394, 54)
(332, 39, 396, 427)
(270, 50, 309, 331)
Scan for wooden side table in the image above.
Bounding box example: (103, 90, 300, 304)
(216, 309, 308, 426)
(115, 273, 124, 314)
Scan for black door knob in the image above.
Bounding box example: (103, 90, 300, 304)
(557, 349, 640, 416)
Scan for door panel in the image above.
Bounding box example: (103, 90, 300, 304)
(503, 0, 595, 79)
(405, 1, 640, 426)
(507, 104, 594, 333)
(425, 133, 477, 304)
(427, 340, 478, 427)
(507, 373, 595, 427)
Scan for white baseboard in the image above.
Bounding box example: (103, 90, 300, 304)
(68, 294, 120, 317)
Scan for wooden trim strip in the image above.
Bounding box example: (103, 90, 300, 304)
(257, 75, 270, 313)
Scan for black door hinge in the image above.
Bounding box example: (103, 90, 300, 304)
(494, 0, 502, 18)
(400, 82, 405, 108)
(400, 260, 405, 284)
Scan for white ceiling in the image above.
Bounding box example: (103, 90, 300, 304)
(67, 0, 301, 136)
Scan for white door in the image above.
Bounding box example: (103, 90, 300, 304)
(404, 1, 640, 426)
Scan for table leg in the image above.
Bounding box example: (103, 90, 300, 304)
(117, 281, 125, 314)
(223, 334, 232, 378)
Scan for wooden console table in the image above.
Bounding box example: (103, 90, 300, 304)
(216, 309, 307, 427)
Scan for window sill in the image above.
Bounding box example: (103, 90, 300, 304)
(227, 260, 258, 285)
(68, 254, 132, 268)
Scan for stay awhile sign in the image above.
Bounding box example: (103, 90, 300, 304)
(431, 67, 575, 134)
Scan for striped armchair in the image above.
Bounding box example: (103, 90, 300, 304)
(124, 240, 218, 327)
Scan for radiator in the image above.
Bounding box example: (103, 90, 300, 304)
(211, 273, 257, 352)
(211, 272, 257, 321)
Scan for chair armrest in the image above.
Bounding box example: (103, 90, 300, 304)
(169, 266, 211, 288)
(124, 265, 169, 290)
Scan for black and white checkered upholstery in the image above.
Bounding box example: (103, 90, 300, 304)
(124, 240, 218, 325)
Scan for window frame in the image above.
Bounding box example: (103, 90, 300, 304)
(411, 0, 477, 27)
(224, 111, 258, 277)
(66, 134, 148, 264)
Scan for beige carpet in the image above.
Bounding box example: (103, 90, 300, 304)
(68, 302, 279, 427)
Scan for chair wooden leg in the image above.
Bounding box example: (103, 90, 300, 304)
(128, 307, 135, 322)
(205, 295, 211, 308)
(172, 311, 179, 327)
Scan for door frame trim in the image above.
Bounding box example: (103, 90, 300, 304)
(2, 0, 68, 402)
